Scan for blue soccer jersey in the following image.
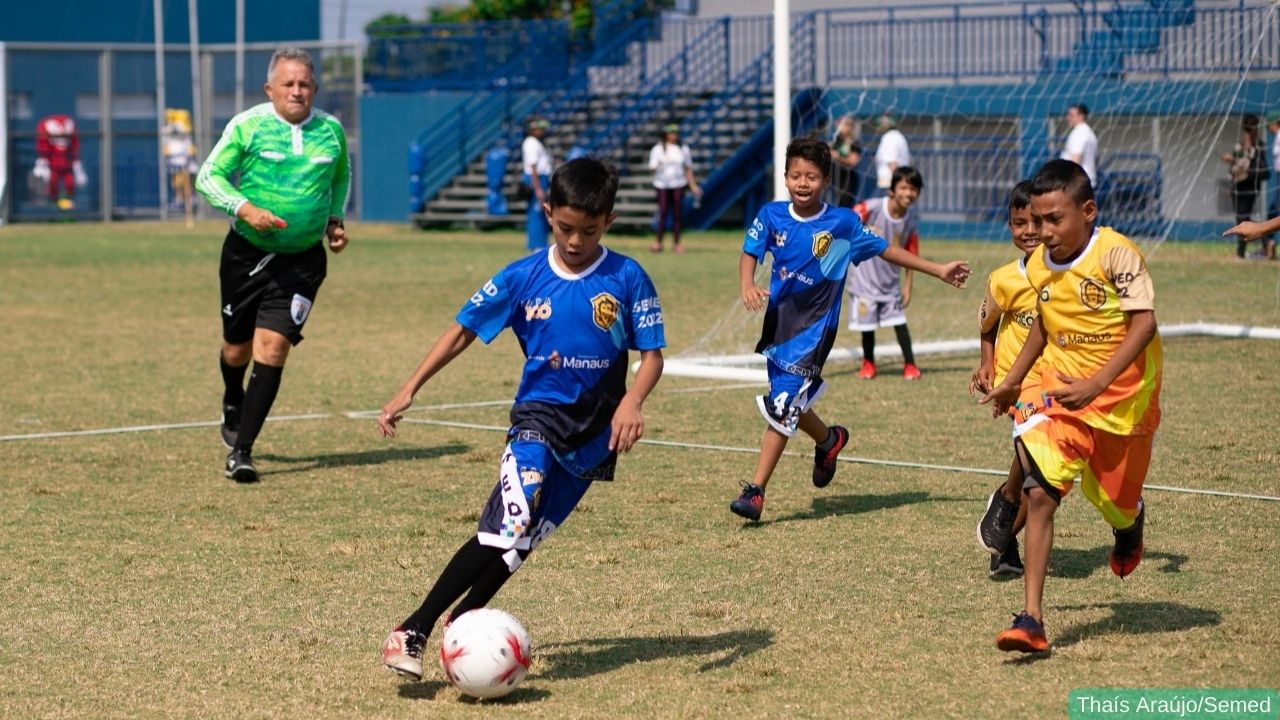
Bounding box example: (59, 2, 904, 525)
(457, 246, 666, 479)
(743, 202, 888, 375)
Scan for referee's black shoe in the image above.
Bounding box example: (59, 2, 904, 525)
(225, 449, 259, 483)
(221, 404, 241, 450)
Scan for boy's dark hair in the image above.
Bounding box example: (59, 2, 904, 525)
(1007, 179, 1034, 213)
(891, 165, 924, 191)
(785, 136, 832, 177)
(548, 157, 619, 216)
(1030, 159, 1095, 204)
(1070, 103, 1089, 118)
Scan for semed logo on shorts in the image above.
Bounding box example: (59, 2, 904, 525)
(290, 294, 313, 325)
(812, 230, 834, 259)
(1079, 278, 1107, 311)
(591, 292, 619, 331)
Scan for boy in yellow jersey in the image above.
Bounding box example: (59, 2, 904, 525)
(970, 181, 1040, 580)
(982, 160, 1161, 653)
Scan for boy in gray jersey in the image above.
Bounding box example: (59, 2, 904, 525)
(846, 166, 924, 380)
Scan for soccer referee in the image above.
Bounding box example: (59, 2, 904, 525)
(196, 47, 350, 483)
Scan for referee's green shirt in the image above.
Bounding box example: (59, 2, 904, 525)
(197, 103, 350, 254)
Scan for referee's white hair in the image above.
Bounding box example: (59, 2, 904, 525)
(267, 47, 316, 84)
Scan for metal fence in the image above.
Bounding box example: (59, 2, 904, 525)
(2, 40, 361, 223)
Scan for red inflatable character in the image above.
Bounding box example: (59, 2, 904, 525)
(33, 114, 86, 209)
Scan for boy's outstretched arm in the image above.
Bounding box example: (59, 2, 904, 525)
(740, 252, 770, 311)
(1047, 309, 1156, 411)
(1223, 216, 1280, 243)
(981, 316, 1047, 416)
(378, 323, 478, 437)
(880, 245, 970, 288)
(610, 349, 664, 452)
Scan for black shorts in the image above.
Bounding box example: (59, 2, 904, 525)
(219, 229, 327, 345)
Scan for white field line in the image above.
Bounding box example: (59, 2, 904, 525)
(393, 417, 1280, 503)
(0, 413, 331, 442)
(652, 323, 1280, 381)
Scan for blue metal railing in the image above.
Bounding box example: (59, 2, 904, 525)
(409, 17, 657, 212)
(576, 17, 747, 164)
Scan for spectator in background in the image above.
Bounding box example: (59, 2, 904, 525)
(648, 123, 701, 254)
(873, 114, 910, 196)
(1221, 114, 1269, 259)
(829, 114, 863, 207)
(1060, 103, 1098, 187)
(521, 117, 553, 252)
(1263, 110, 1280, 260)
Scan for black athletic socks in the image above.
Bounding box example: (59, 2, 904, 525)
(220, 353, 249, 407)
(234, 362, 283, 454)
(401, 537, 520, 635)
(861, 331, 876, 365)
(894, 324, 916, 367)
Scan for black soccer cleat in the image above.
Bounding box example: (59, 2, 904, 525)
(977, 486, 1019, 556)
(221, 404, 241, 450)
(989, 537, 1025, 580)
(812, 425, 849, 488)
(729, 482, 765, 522)
(224, 449, 259, 484)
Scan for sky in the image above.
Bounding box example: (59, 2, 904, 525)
(321, 0, 452, 40)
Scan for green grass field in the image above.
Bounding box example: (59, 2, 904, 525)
(1, 221, 1278, 719)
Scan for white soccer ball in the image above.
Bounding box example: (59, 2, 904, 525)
(439, 608, 532, 699)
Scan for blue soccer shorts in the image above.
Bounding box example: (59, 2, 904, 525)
(756, 361, 827, 437)
(476, 433, 593, 571)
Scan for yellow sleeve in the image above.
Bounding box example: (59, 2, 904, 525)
(1102, 245, 1155, 312)
(978, 275, 1003, 333)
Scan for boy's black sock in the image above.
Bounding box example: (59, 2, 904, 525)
(1238, 239, 1247, 258)
(816, 426, 839, 451)
(234, 362, 283, 454)
(861, 331, 876, 365)
(402, 536, 514, 635)
(894, 324, 916, 366)
(447, 549, 525, 623)
(220, 353, 248, 407)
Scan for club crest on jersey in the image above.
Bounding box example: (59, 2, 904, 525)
(1079, 279, 1107, 310)
(290, 294, 312, 325)
(591, 292, 619, 331)
(812, 230, 834, 259)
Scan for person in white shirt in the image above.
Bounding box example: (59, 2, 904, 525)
(521, 117, 553, 252)
(1060, 104, 1098, 187)
(873, 114, 910, 196)
(647, 124, 701, 253)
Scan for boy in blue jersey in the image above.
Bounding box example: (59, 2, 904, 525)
(731, 137, 970, 521)
(376, 158, 665, 680)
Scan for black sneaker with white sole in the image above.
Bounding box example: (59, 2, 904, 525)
(977, 486, 1019, 556)
(989, 537, 1025, 579)
(224, 449, 259, 483)
(221, 404, 241, 450)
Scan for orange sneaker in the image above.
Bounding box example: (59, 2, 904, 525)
(902, 363, 922, 380)
(857, 359, 876, 379)
(996, 612, 1048, 653)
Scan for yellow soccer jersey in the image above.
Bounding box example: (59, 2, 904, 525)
(1027, 227, 1162, 436)
(978, 257, 1040, 387)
